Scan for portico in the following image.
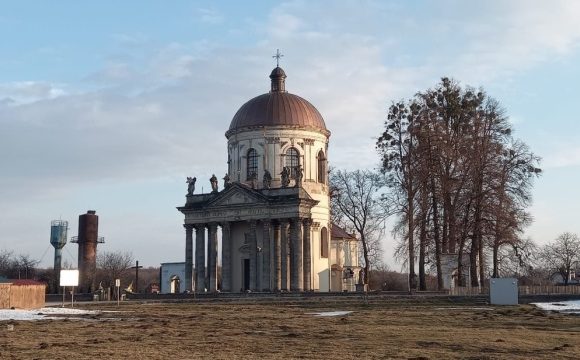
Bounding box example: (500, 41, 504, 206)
(178, 184, 318, 292)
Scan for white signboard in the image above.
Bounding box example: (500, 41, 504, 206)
(60, 270, 79, 287)
(115, 279, 120, 287)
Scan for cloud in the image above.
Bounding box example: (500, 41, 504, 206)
(0, 81, 67, 105)
(195, 8, 224, 25)
(429, 0, 580, 84)
(544, 145, 580, 168)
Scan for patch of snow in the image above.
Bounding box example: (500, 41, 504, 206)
(0, 307, 98, 321)
(307, 311, 353, 317)
(533, 300, 580, 314)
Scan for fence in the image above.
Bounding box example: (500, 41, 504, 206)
(0, 283, 46, 309)
(449, 285, 580, 296)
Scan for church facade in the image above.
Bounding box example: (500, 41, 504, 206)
(178, 66, 331, 292)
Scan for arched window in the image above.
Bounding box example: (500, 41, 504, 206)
(317, 150, 326, 183)
(320, 227, 328, 258)
(247, 148, 258, 180)
(285, 147, 299, 178)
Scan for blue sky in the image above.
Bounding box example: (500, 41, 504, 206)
(0, 0, 579, 269)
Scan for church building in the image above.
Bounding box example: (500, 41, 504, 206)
(178, 63, 332, 292)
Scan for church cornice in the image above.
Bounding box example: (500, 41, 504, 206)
(225, 124, 331, 139)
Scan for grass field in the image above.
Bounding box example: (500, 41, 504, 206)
(1, 298, 579, 359)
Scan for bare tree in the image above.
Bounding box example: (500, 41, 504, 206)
(378, 78, 540, 289)
(330, 169, 387, 285)
(496, 237, 538, 278)
(540, 233, 580, 286)
(377, 100, 422, 290)
(0, 249, 13, 277)
(0, 252, 39, 279)
(96, 251, 134, 288)
(16, 254, 39, 279)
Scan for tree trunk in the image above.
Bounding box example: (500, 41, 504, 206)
(431, 176, 443, 290)
(418, 210, 427, 291)
(492, 245, 499, 278)
(407, 204, 416, 291)
(457, 198, 472, 287)
(361, 234, 370, 286)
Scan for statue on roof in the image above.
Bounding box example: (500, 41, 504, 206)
(223, 173, 231, 189)
(280, 167, 290, 188)
(295, 165, 303, 188)
(210, 174, 218, 193)
(263, 170, 272, 189)
(248, 171, 258, 189)
(186, 177, 196, 196)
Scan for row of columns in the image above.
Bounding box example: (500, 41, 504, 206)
(184, 218, 312, 293)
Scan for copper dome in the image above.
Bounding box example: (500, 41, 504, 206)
(226, 67, 328, 137)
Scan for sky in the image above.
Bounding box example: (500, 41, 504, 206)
(1, 0, 579, 270)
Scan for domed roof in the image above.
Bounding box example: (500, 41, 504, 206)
(226, 67, 328, 137)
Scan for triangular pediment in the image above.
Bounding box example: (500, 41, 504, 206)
(207, 183, 268, 207)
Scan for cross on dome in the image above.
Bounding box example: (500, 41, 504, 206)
(272, 49, 284, 67)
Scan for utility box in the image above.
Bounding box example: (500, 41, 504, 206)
(489, 278, 518, 305)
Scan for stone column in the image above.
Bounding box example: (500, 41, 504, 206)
(262, 220, 271, 291)
(273, 221, 281, 291)
(194, 224, 206, 293)
(184, 224, 194, 292)
(290, 218, 303, 291)
(280, 220, 289, 291)
(207, 223, 218, 292)
(249, 220, 258, 291)
(303, 219, 312, 291)
(221, 222, 231, 292)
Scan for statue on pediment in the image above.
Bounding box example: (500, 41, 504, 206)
(263, 170, 272, 189)
(210, 174, 218, 193)
(186, 177, 196, 195)
(223, 173, 231, 188)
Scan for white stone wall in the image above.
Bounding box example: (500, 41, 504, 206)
(329, 238, 360, 291)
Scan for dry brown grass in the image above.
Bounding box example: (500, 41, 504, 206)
(1, 298, 579, 359)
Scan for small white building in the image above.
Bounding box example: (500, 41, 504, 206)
(329, 224, 360, 292)
(160, 262, 189, 294)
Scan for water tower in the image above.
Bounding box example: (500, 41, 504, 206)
(50, 220, 68, 291)
(71, 210, 104, 293)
